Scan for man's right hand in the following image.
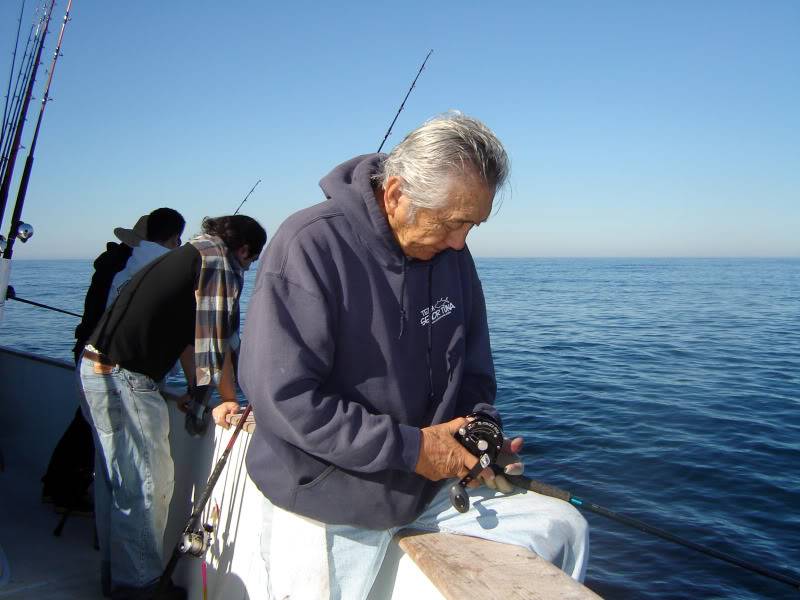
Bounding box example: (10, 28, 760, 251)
(213, 400, 241, 429)
(414, 417, 478, 481)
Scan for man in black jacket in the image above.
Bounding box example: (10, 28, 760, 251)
(41, 208, 185, 512)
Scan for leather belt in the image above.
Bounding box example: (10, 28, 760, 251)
(83, 348, 117, 367)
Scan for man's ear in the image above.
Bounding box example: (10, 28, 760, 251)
(237, 244, 250, 261)
(383, 176, 404, 218)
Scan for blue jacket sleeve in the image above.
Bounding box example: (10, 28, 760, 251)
(239, 268, 421, 474)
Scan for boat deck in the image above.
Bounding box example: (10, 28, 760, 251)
(0, 446, 102, 598)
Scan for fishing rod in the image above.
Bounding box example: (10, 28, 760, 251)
(0, 0, 55, 229)
(159, 404, 253, 592)
(233, 179, 260, 215)
(0, 0, 28, 157)
(505, 473, 800, 591)
(0, 6, 40, 193)
(3, 0, 72, 260)
(4, 285, 81, 317)
(377, 49, 433, 154)
(233, 50, 432, 218)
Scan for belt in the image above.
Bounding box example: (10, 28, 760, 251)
(83, 348, 117, 367)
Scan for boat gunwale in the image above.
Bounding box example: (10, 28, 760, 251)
(0, 344, 72, 370)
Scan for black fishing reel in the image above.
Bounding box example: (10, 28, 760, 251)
(448, 412, 504, 513)
(185, 385, 212, 436)
(179, 523, 214, 558)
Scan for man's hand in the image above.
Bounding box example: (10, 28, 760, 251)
(212, 400, 240, 429)
(174, 393, 191, 413)
(478, 436, 524, 493)
(415, 417, 479, 481)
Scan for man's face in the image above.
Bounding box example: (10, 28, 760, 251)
(235, 245, 256, 271)
(386, 175, 494, 261)
(163, 233, 182, 249)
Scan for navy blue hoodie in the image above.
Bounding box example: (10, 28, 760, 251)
(241, 154, 497, 529)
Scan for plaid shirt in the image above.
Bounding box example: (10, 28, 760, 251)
(189, 234, 244, 386)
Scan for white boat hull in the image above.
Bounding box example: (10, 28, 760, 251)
(0, 346, 599, 599)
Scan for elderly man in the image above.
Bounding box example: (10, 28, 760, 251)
(240, 114, 589, 599)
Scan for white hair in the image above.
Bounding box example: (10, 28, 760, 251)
(375, 112, 510, 218)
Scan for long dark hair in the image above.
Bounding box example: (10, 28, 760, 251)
(202, 215, 267, 258)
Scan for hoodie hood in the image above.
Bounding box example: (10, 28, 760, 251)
(319, 153, 406, 268)
(94, 241, 131, 271)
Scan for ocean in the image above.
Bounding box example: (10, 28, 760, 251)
(2, 257, 799, 599)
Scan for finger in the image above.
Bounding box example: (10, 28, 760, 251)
(482, 474, 498, 490)
(503, 461, 524, 476)
(494, 474, 515, 494)
(502, 436, 524, 454)
(479, 465, 494, 481)
(463, 448, 480, 470)
(476, 466, 496, 489)
(445, 417, 469, 435)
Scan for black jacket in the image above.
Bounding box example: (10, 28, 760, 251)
(73, 241, 132, 363)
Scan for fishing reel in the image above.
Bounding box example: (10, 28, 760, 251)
(179, 523, 214, 558)
(16, 222, 34, 243)
(185, 385, 212, 436)
(448, 412, 504, 513)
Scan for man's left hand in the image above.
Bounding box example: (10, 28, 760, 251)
(174, 393, 191, 413)
(475, 436, 524, 493)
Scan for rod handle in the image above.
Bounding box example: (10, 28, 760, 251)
(505, 474, 571, 502)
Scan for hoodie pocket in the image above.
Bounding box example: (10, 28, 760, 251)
(294, 464, 337, 494)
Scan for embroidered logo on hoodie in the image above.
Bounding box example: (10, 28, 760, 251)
(420, 297, 456, 326)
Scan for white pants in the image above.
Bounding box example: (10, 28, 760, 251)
(260, 483, 590, 600)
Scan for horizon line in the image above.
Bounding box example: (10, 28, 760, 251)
(10, 255, 800, 261)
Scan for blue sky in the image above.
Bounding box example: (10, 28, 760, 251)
(1, 0, 797, 258)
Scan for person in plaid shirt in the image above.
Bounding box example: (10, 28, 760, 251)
(79, 214, 266, 600)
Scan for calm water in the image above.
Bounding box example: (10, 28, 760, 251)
(2, 258, 799, 599)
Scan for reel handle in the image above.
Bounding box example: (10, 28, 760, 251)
(449, 453, 491, 513)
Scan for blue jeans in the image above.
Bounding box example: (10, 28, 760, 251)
(262, 481, 590, 599)
(79, 358, 175, 591)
